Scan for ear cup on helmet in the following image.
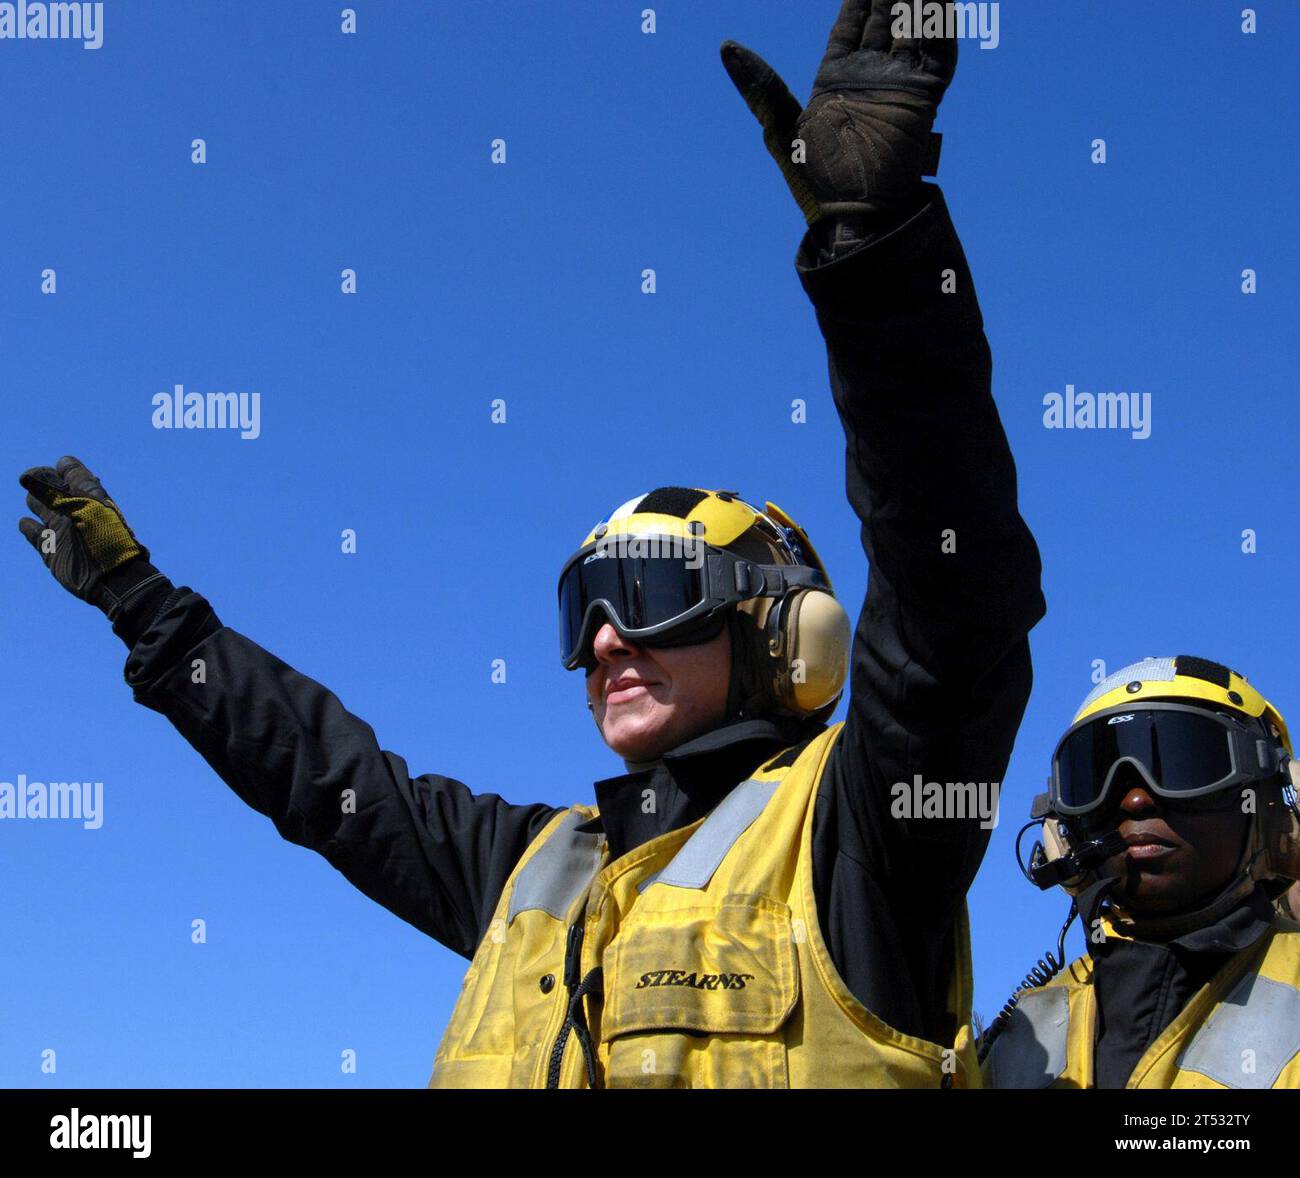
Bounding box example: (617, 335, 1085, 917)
(1040, 817, 1087, 894)
(1256, 759, 1300, 884)
(781, 588, 850, 713)
(731, 589, 849, 719)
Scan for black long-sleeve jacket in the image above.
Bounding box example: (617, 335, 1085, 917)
(112, 184, 1044, 1047)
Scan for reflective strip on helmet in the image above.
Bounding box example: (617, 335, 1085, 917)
(1078, 657, 1179, 713)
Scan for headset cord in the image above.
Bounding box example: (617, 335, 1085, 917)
(976, 901, 1078, 1065)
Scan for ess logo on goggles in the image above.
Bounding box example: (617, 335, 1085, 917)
(557, 538, 827, 671)
(1049, 702, 1288, 818)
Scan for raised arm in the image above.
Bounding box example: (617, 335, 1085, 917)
(723, 0, 1045, 1037)
(801, 183, 1044, 969)
(17, 456, 560, 958)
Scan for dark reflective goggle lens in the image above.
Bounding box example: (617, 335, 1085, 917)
(559, 552, 707, 665)
(1053, 705, 1249, 816)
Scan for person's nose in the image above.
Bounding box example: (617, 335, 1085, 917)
(1113, 763, 1159, 815)
(592, 619, 639, 663)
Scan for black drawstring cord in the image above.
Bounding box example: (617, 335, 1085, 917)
(571, 967, 604, 1087)
(545, 967, 604, 1089)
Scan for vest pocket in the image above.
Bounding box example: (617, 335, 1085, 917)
(599, 895, 799, 1089)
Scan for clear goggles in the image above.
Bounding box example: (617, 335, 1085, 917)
(1049, 702, 1288, 819)
(557, 537, 826, 671)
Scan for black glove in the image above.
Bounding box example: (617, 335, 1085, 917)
(18, 455, 166, 620)
(722, 0, 958, 225)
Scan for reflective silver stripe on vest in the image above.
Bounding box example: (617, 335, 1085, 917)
(637, 777, 782, 893)
(987, 986, 1069, 1089)
(1175, 970, 1300, 1089)
(507, 811, 604, 924)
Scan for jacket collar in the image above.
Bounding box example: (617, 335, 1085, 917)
(1083, 878, 1276, 957)
(573, 714, 819, 861)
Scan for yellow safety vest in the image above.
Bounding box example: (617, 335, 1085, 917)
(985, 915, 1300, 1088)
(429, 723, 979, 1088)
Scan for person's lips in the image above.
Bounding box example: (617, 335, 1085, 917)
(1122, 830, 1177, 861)
(605, 675, 660, 705)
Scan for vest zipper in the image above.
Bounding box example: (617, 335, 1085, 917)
(564, 919, 584, 991)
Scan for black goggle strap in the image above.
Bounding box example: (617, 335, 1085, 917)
(712, 554, 826, 600)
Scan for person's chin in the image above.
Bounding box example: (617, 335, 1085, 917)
(1116, 872, 1195, 915)
(1098, 855, 1176, 911)
(603, 703, 672, 760)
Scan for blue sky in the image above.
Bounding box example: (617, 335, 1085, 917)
(1, 1, 1296, 1086)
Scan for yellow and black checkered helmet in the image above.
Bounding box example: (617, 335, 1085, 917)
(558, 487, 850, 719)
(1073, 655, 1290, 749)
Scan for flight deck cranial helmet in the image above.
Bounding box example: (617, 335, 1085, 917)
(557, 487, 851, 722)
(1026, 655, 1300, 902)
